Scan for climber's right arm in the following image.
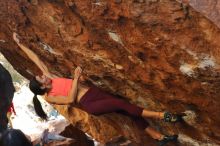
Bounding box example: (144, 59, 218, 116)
(13, 33, 54, 78)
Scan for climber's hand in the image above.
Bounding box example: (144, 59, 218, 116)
(74, 66, 82, 79)
(13, 32, 20, 44)
(79, 75, 86, 82)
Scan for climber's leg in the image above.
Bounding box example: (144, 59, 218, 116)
(145, 127, 163, 140)
(81, 97, 143, 116)
(80, 86, 144, 116)
(80, 87, 162, 118)
(145, 127, 178, 146)
(80, 87, 178, 145)
(80, 86, 182, 121)
(141, 110, 183, 122)
(141, 109, 164, 119)
(82, 98, 150, 130)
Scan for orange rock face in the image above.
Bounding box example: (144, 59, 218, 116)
(190, 0, 220, 28)
(0, 0, 220, 145)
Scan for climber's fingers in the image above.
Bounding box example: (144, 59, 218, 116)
(12, 32, 20, 44)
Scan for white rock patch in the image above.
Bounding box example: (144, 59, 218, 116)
(0, 39, 6, 43)
(179, 49, 217, 77)
(179, 63, 195, 77)
(108, 32, 124, 45)
(39, 42, 62, 55)
(198, 55, 216, 69)
(183, 110, 197, 126)
(178, 134, 219, 146)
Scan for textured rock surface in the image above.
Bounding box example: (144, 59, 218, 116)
(0, 0, 220, 145)
(190, 0, 220, 28)
(60, 125, 95, 146)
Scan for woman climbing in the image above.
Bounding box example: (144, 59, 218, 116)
(13, 33, 182, 146)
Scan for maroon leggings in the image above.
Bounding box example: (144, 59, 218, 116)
(79, 86, 149, 129)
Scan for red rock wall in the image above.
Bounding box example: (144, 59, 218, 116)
(0, 0, 220, 145)
(190, 0, 220, 28)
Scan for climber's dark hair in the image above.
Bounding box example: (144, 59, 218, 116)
(29, 77, 47, 120)
(29, 77, 47, 95)
(0, 129, 32, 146)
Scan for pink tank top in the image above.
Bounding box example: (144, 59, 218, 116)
(48, 78, 72, 97)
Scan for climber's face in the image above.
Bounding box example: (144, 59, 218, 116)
(36, 75, 52, 89)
